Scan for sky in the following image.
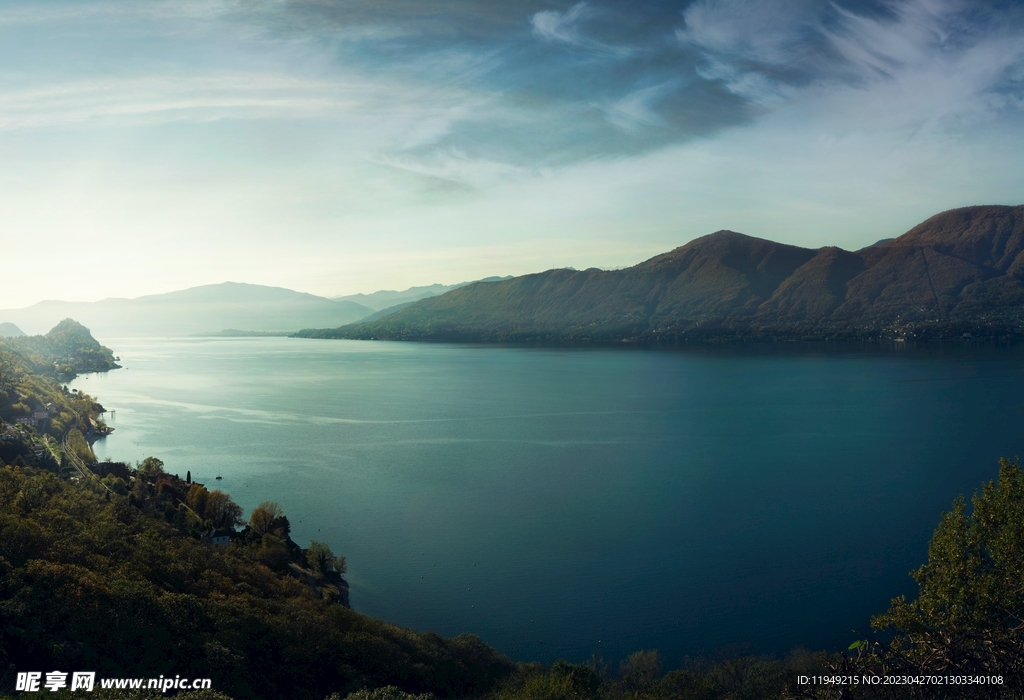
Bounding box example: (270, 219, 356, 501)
(2, 0, 1024, 307)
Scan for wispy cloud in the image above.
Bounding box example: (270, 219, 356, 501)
(373, 150, 530, 191)
(0, 0, 236, 26)
(677, 0, 825, 66)
(5, 0, 1024, 313)
(677, 0, 1024, 125)
(532, 2, 590, 45)
(531, 2, 634, 57)
(824, 0, 964, 80)
(0, 74, 361, 130)
(600, 79, 682, 131)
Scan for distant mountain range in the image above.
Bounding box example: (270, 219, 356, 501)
(296, 205, 1024, 343)
(0, 283, 374, 338)
(0, 278, 514, 340)
(331, 277, 512, 311)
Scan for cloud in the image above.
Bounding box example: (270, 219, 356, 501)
(530, 2, 633, 57)
(0, 74, 365, 130)
(678, 0, 825, 66)
(0, 0, 236, 26)
(531, 2, 590, 45)
(600, 79, 683, 131)
(823, 0, 964, 80)
(373, 150, 530, 191)
(677, 0, 1024, 124)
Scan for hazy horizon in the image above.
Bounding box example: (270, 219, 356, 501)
(3, 0, 1024, 308)
(0, 278, 489, 310)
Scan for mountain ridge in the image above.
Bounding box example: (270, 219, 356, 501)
(0, 282, 374, 338)
(296, 205, 1024, 343)
(331, 276, 514, 310)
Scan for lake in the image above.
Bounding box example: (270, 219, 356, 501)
(70, 337, 1024, 666)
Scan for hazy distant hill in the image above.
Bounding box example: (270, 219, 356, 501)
(298, 205, 1024, 343)
(0, 282, 374, 338)
(0, 322, 24, 338)
(332, 277, 512, 311)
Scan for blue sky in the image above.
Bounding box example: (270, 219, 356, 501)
(2, 0, 1024, 306)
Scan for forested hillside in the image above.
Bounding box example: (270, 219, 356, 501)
(0, 319, 119, 377)
(301, 205, 1024, 343)
(0, 334, 514, 700)
(4, 326, 1024, 700)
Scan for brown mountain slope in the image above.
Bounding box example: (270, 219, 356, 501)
(835, 206, 1024, 323)
(298, 205, 1024, 343)
(752, 246, 866, 319)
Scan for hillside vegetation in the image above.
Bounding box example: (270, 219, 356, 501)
(300, 205, 1024, 343)
(0, 334, 513, 700)
(4, 454, 1022, 700)
(1, 319, 120, 377)
(5, 320, 1024, 699)
(0, 464, 513, 700)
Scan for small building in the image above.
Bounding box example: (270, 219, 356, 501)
(13, 416, 36, 427)
(202, 530, 233, 546)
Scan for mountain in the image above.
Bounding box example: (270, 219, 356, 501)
(332, 277, 513, 311)
(358, 300, 420, 322)
(0, 319, 120, 376)
(297, 205, 1024, 343)
(0, 322, 24, 337)
(0, 282, 374, 338)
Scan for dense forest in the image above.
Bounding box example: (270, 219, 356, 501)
(3, 325, 1023, 699)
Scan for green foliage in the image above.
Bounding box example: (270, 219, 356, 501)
(187, 483, 209, 514)
(250, 500, 289, 538)
(0, 465, 513, 700)
(181, 482, 243, 529)
(868, 457, 1024, 686)
(102, 474, 130, 495)
(493, 661, 601, 700)
(204, 489, 243, 529)
(328, 687, 435, 700)
(308, 539, 347, 577)
(67, 428, 96, 463)
(249, 501, 283, 529)
(491, 653, 803, 700)
(254, 533, 293, 571)
(619, 651, 661, 695)
(138, 456, 165, 480)
(0, 319, 119, 377)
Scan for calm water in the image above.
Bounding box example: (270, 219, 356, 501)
(71, 338, 1024, 666)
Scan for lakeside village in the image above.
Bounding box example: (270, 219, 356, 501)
(0, 322, 350, 607)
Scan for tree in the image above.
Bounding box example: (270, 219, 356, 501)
(203, 489, 243, 530)
(619, 650, 661, 695)
(186, 483, 208, 517)
(307, 540, 346, 577)
(249, 501, 284, 535)
(138, 456, 165, 480)
(493, 661, 600, 700)
(867, 458, 1024, 690)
